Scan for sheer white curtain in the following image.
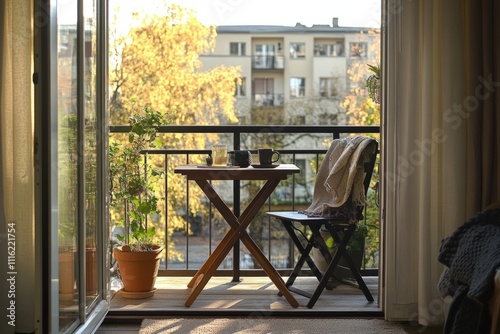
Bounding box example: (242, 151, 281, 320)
(0, 0, 34, 333)
(383, 0, 500, 326)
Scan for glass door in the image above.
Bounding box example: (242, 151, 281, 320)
(57, 1, 80, 331)
(82, 0, 99, 313)
(254, 44, 275, 69)
(35, 0, 109, 332)
(253, 78, 274, 105)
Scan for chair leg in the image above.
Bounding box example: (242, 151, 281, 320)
(305, 224, 346, 308)
(304, 224, 374, 308)
(279, 220, 336, 298)
(308, 224, 336, 290)
(278, 220, 323, 294)
(324, 224, 374, 302)
(277, 218, 374, 308)
(306, 253, 343, 308)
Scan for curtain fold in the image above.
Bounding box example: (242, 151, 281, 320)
(465, 0, 500, 213)
(0, 0, 34, 333)
(383, 0, 500, 327)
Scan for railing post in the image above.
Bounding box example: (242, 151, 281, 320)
(232, 131, 241, 281)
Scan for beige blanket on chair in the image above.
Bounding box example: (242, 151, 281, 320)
(301, 136, 376, 222)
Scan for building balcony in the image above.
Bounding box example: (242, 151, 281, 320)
(106, 124, 381, 319)
(252, 93, 285, 106)
(108, 125, 380, 283)
(252, 55, 285, 70)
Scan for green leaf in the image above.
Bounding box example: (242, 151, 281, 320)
(325, 236, 334, 248)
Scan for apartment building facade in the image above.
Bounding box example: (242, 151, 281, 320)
(200, 18, 379, 133)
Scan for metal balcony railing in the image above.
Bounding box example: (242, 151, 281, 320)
(252, 55, 285, 69)
(253, 93, 284, 106)
(109, 125, 380, 280)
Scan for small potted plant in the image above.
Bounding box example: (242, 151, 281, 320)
(365, 63, 381, 104)
(109, 101, 172, 299)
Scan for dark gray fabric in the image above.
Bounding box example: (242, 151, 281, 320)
(438, 207, 500, 334)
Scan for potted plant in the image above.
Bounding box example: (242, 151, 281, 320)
(365, 63, 380, 104)
(109, 101, 171, 299)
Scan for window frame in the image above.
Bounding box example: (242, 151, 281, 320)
(230, 42, 246, 56)
(290, 77, 306, 98)
(314, 40, 345, 57)
(319, 77, 339, 99)
(289, 42, 306, 59)
(235, 77, 247, 97)
(349, 42, 368, 58)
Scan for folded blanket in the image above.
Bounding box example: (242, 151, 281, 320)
(300, 136, 377, 222)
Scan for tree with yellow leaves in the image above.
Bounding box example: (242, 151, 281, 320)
(341, 30, 381, 129)
(109, 3, 242, 263)
(340, 30, 381, 269)
(110, 4, 240, 126)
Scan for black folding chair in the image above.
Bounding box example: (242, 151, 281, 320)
(267, 138, 378, 308)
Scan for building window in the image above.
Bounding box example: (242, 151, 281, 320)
(349, 42, 367, 58)
(230, 42, 246, 56)
(314, 41, 344, 57)
(254, 44, 275, 69)
(319, 113, 338, 124)
(319, 78, 339, 98)
(289, 42, 305, 59)
(235, 77, 246, 97)
(293, 116, 305, 125)
(253, 78, 274, 105)
(290, 77, 305, 98)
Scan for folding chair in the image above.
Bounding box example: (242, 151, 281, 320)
(267, 137, 378, 308)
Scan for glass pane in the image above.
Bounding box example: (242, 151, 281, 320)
(229, 42, 238, 55)
(57, 0, 79, 331)
(289, 42, 305, 58)
(84, 0, 99, 308)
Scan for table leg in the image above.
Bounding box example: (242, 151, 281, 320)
(235, 186, 300, 308)
(185, 179, 299, 308)
(186, 179, 252, 289)
(184, 209, 257, 307)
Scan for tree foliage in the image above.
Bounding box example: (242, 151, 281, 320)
(340, 30, 381, 268)
(110, 3, 241, 126)
(341, 30, 381, 129)
(109, 3, 242, 262)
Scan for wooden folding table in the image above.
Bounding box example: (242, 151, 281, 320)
(174, 164, 301, 308)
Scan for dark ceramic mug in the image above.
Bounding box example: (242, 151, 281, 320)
(229, 150, 252, 167)
(258, 148, 280, 166)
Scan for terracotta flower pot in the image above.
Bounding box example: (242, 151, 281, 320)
(113, 245, 163, 299)
(86, 248, 98, 295)
(59, 251, 76, 296)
